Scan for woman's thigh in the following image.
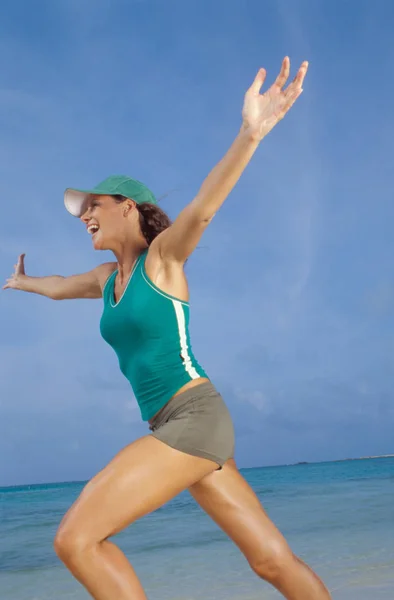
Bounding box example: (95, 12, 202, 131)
(189, 458, 290, 562)
(57, 435, 218, 544)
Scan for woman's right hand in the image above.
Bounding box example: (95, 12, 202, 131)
(3, 254, 27, 290)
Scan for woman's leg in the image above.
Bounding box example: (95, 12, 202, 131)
(189, 459, 331, 600)
(54, 435, 218, 600)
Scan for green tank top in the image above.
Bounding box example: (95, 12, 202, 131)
(99, 250, 208, 421)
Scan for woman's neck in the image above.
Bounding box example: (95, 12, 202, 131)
(113, 244, 146, 283)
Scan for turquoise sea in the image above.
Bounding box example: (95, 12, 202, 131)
(1, 457, 393, 599)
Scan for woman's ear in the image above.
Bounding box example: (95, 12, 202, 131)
(123, 199, 135, 216)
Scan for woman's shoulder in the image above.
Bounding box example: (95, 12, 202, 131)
(95, 262, 118, 290)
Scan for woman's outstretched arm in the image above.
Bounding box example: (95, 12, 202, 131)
(3, 253, 116, 299)
(155, 56, 308, 263)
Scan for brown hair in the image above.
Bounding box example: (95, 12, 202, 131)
(112, 195, 172, 245)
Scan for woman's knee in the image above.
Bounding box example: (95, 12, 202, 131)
(249, 540, 295, 584)
(54, 481, 98, 562)
(54, 525, 92, 564)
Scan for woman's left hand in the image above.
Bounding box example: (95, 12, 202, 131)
(242, 56, 308, 141)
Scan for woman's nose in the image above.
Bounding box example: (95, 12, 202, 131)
(80, 209, 91, 223)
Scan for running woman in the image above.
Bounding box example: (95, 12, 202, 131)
(4, 57, 331, 600)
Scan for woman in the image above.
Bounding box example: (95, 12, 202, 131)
(4, 58, 331, 600)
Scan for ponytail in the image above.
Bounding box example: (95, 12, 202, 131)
(112, 195, 172, 245)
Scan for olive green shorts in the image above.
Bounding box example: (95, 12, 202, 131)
(148, 381, 235, 468)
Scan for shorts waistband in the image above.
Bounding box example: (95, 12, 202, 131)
(148, 381, 215, 431)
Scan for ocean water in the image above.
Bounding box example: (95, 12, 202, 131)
(0, 458, 393, 600)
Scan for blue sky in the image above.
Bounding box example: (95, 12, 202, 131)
(1, 0, 393, 486)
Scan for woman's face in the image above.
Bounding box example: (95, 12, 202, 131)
(80, 194, 129, 251)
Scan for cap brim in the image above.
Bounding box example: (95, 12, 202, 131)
(64, 188, 94, 217)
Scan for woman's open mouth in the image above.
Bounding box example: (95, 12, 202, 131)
(87, 224, 100, 236)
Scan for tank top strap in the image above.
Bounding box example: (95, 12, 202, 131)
(137, 249, 149, 273)
(102, 270, 117, 305)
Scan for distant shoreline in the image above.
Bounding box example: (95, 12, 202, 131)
(335, 454, 394, 461)
(292, 455, 394, 466)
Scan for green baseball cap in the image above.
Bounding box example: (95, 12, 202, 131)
(64, 174, 157, 217)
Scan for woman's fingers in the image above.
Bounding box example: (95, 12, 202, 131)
(3, 255, 25, 289)
(3, 278, 13, 290)
(248, 67, 267, 96)
(294, 60, 308, 87)
(284, 88, 303, 113)
(273, 56, 291, 90)
(17, 253, 26, 274)
(249, 58, 308, 100)
(285, 61, 308, 97)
